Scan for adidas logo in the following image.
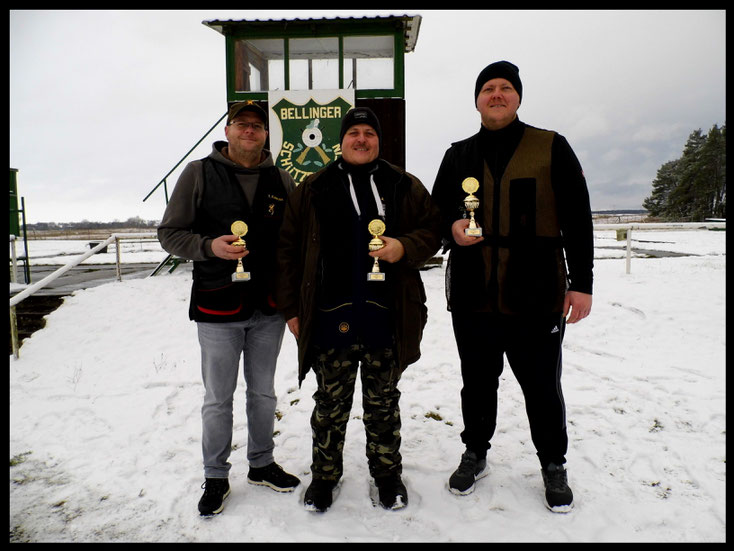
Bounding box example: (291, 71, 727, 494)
(551, 325, 560, 334)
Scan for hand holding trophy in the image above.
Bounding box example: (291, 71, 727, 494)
(230, 220, 251, 282)
(367, 219, 386, 282)
(462, 177, 482, 237)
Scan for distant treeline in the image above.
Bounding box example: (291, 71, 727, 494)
(592, 209, 647, 215)
(27, 217, 159, 231)
(643, 124, 726, 221)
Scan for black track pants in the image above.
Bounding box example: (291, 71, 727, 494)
(451, 311, 569, 468)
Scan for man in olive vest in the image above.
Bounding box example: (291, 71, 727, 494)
(158, 102, 300, 516)
(431, 61, 594, 513)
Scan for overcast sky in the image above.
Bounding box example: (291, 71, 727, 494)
(10, 9, 726, 223)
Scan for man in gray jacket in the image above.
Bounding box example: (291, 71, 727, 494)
(158, 102, 299, 516)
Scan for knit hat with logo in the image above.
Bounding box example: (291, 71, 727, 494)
(339, 107, 382, 146)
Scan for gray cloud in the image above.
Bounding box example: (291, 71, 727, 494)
(10, 9, 725, 222)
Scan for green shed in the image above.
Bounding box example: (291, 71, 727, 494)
(202, 14, 422, 172)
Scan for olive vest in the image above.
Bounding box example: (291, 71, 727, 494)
(449, 127, 568, 314)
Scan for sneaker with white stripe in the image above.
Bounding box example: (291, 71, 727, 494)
(448, 450, 488, 495)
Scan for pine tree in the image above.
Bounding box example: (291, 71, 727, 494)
(642, 159, 679, 217)
(643, 124, 726, 221)
(697, 124, 726, 218)
(668, 129, 706, 220)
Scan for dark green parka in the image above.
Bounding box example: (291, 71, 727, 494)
(275, 159, 441, 384)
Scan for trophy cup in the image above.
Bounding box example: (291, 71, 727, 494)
(230, 220, 251, 282)
(367, 219, 386, 282)
(462, 177, 482, 237)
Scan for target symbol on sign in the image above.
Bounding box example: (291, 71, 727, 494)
(297, 119, 331, 164)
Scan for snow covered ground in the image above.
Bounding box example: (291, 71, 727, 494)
(9, 228, 726, 542)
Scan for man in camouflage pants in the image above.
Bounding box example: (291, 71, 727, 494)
(276, 108, 441, 512)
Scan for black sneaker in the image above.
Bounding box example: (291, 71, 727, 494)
(448, 450, 488, 495)
(374, 473, 409, 510)
(303, 478, 338, 512)
(198, 478, 231, 516)
(541, 463, 574, 513)
(247, 462, 300, 492)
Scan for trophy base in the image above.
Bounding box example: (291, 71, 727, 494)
(465, 227, 483, 237)
(367, 272, 386, 282)
(232, 272, 251, 282)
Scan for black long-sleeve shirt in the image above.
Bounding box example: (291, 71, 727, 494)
(433, 118, 594, 298)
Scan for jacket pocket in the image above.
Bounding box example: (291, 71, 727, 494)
(194, 282, 243, 318)
(313, 302, 356, 349)
(363, 300, 394, 348)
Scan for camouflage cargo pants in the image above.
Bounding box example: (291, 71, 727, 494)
(310, 345, 402, 481)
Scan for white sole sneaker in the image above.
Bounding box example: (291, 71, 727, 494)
(448, 465, 489, 496)
(545, 501, 574, 513)
(247, 478, 297, 493)
(200, 487, 231, 517)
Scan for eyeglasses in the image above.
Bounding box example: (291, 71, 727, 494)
(229, 121, 266, 132)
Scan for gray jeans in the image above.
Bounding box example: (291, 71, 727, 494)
(197, 311, 285, 478)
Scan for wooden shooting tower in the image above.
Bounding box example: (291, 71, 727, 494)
(202, 14, 422, 169)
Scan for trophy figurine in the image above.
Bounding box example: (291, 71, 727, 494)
(230, 220, 251, 282)
(367, 219, 386, 282)
(462, 177, 482, 237)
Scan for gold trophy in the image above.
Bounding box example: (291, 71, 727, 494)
(367, 219, 386, 282)
(230, 220, 251, 282)
(462, 177, 482, 237)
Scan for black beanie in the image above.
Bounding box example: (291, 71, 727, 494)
(339, 107, 382, 145)
(474, 61, 523, 104)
